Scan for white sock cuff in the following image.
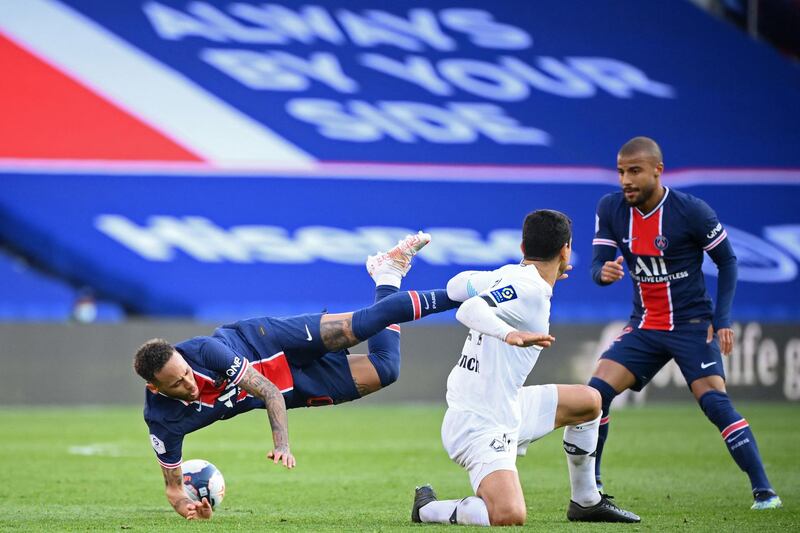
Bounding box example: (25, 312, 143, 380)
(374, 271, 402, 288)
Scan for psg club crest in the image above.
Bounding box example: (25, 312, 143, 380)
(654, 235, 669, 251)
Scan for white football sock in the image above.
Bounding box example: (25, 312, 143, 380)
(420, 497, 490, 526)
(419, 499, 457, 523)
(564, 416, 602, 507)
(374, 268, 403, 288)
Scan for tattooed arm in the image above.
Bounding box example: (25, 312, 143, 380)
(238, 366, 296, 469)
(161, 465, 212, 520)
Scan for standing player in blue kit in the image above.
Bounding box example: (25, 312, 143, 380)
(588, 137, 781, 510)
(133, 233, 460, 520)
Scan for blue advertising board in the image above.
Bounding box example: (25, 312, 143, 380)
(1, 172, 798, 321)
(1, 1, 799, 322)
(1, 0, 798, 169)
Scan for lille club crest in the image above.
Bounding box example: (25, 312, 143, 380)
(654, 235, 669, 251)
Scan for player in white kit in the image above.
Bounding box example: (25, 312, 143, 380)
(412, 210, 640, 526)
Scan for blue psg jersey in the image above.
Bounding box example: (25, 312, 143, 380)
(592, 187, 736, 331)
(144, 328, 294, 469)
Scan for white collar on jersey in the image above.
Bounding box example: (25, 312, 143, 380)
(635, 186, 670, 219)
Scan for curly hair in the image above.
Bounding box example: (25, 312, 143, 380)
(133, 338, 175, 383)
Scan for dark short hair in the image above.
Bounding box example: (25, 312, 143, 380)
(133, 338, 175, 383)
(619, 136, 662, 163)
(522, 209, 572, 261)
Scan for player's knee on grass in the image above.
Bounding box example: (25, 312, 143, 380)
(488, 501, 526, 526)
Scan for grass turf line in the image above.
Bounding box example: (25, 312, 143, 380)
(0, 403, 797, 531)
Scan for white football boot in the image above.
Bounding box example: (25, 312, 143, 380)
(366, 231, 432, 280)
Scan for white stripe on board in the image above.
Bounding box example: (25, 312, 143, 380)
(0, 0, 314, 168)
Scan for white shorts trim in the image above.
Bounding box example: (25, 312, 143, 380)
(468, 456, 518, 494)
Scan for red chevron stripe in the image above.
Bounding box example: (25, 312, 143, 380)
(721, 419, 749, 439)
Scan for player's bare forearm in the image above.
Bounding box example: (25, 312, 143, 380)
(161, 465, 211, 519)
(319, 313, 359, 350)
(238, 367, 294, 466)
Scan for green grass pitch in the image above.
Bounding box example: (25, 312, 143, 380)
(1, 403, 797, 531)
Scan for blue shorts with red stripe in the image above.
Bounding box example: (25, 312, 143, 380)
(600, 322, 725, 391)
(220, 313, 359, 407)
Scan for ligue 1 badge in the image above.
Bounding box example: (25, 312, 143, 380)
(654, 235, 669, 251)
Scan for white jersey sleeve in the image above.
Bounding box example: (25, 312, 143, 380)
(446, 270, 504, 302)
(455, 297, 516, 342)
(477, 267, 550, 333)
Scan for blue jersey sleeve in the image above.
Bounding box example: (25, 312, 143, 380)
(147, 420, 184, 469)
(690, 198, 737, 329)
(592, 194, 619, 286)
(198, 337, 250, 386)
(691, 198, 729, 252)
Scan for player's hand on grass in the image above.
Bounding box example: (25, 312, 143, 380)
(600, 256, 625, 283)
(708, 325, 734, 356)
(505, 331, 555, 348)
(558, 264, 573, 281)
(185, 497, 212, 520)
(268, 447, 296, 469)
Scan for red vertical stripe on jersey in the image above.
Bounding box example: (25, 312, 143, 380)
(631, 207, 672, 330)
(252, 353, 294, 392)
(193, 371, 220, 407)
(630, 209, 662, 256)
(639, 283, 672, 330)
(0, 34, 202, 161)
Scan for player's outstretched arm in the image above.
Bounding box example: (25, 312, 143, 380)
(456, 296, 554, 348)
(238, 366, 296, 469)
(161, 465, 213, 520)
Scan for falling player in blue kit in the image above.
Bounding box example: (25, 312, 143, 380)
(133, 233, 460, 520)
(588, 137, 781, 510)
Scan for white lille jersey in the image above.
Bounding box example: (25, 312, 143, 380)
(445, 263, 553, 433)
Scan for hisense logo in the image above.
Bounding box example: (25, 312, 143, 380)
(95, 214, 544, 267)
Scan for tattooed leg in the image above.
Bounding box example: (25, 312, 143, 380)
(320, 313, 359, 351)
(346, 354, 382, 397)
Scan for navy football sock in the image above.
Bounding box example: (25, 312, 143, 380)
(699, 390, 772, 492)
(374, 284, 397, 303)
(588, 377, 617, 482)
(352, 289, 458, 341)
(367, 285, 402, 386)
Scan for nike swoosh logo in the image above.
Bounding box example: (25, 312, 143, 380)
(726, 432, 744, 444)
(305, 324, 312, 341)
(700, 361, 717, 369)
(622, 237, 637, 243)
